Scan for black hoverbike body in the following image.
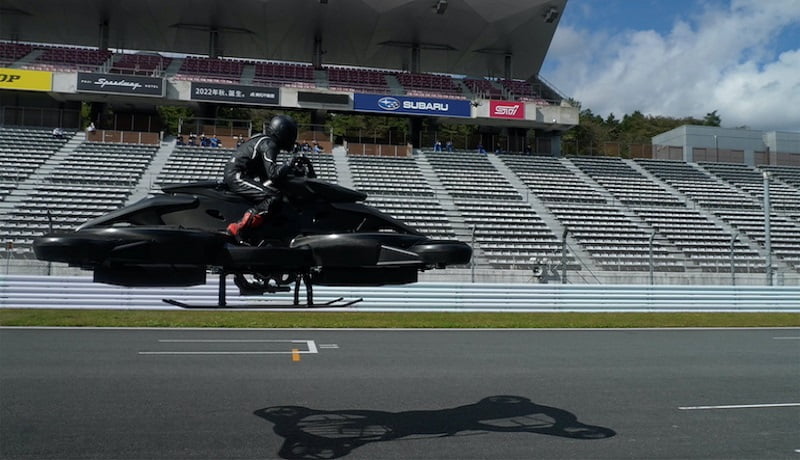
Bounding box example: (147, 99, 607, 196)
(33, 173, 472, 306)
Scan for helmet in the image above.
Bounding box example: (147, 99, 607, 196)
(267, 115, 298, 151)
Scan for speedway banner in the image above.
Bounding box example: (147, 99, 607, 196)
(0, 68, 52, 92)
(77, 72, 164, 97)
(190, 82, 280, 106)
(353, 93, 472, 118)
(489, 100, 525, 119)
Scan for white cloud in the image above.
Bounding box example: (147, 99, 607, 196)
(543, 0, 800, 131)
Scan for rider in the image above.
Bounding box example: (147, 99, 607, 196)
(223, 114, 315, 242)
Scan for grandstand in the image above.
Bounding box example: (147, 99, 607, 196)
(1, 0, 798, 285)
(1, 124, 799, 285)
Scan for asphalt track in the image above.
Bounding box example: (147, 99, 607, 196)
(1, 328, 798, 459)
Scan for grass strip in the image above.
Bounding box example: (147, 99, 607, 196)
(1, 309, 799, 328)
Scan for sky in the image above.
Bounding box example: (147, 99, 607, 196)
(540, 0, 800, 132)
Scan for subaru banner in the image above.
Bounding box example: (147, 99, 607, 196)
(353, 93, 471, 118)
(77, 72, 164, 97)
(190, 82, 279, 106)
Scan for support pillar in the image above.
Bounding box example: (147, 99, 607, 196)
(98, 20, 109, 51)
(313, 35, 323, 69)
(409, 117, 422, 148)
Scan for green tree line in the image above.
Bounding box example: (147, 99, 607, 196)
(562, 100, 721, 156)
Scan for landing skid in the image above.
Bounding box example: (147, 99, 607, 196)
(162, 271, 363, 309)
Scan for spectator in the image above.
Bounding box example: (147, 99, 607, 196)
(301, 140, 311, 152)
(176, 134, 185, 146)
(446, 140, 454, 152)
(52, 127, 65, 139)
(312, 140, 323, 153)
(524, 144, 532, 155)
(434, 140, 442, 152)
(86, 122, 96, 133)
(210, 135, 221, 148)
(477, 143, 486, 154)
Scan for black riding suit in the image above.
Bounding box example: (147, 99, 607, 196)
(223, 134, 316, 215)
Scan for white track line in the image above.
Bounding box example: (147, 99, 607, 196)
(679, 403, 800, 410)
(140, 339, 317, 355)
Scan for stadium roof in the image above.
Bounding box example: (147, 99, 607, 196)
(0, 0, 566, 80)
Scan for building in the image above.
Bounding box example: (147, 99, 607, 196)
(652, 125, 800, 166)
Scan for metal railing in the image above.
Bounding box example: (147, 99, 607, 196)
(1, 275, 798, 312)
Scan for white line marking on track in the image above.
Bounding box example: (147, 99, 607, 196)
(678, 403, 800, 410)
(139, 339, 318, 355)
(773, 337, 800, 340)
(140, 351, 309, 355)
(157, 339, 312, 343)
(319, 344, 339, 349)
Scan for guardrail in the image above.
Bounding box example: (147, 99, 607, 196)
(1, 275, 798, 312)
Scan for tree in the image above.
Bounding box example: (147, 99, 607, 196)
(703, 110, 721, 126)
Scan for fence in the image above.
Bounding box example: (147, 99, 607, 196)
(1, 275, 798, 312)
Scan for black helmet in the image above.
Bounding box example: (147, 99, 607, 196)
(268, 115, 298, 151)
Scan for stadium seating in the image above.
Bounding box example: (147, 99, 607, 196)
(252, 62, 315, 87)
(500, 154, 681, 271)
(462, 78, 503, 99)
(326, 66, 391, 93)
(397, 73, 464, 99)
(0, 126, 71, 183)
(349, 155, 452, 237)
(570, 156, 764, 273)
(636, 158, 800, 271)
(27, 45, 112, 72)
(111, 53, 172, 76)
(424, 151, 572, 269)
(2, 133, 798, 278)
(0, 183, 132, 255)
(0, 41, 32, 65)
(174, 57, 247, 82)
(155, 146, 337, 188)
(155, 145, 233, 186)
(48, 142, 157, 186)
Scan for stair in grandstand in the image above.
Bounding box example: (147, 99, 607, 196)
(632, 159, 796, 274)
(415, 152, 485, 267)
(164, 58, 184, 77)
(129, 136, 179, 204)
(0, 130, 85, 215)
(331, 146, 353, 188)
(384, 74, 405, 94)
(565, 157, 689, 270)
(8, 49, 43, 68)
(313, 69, 329, 89)
(487, 153, 599, 275)
(240, 64, 256, 84)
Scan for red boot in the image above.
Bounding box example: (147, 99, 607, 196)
(226, 212, 264, 243)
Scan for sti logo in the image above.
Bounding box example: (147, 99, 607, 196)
(490, 101, 525, 119)
(494, 105, 519, 116)
(378, 97, 401, 111)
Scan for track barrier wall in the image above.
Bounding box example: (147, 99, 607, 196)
(1, 275, 798, 312)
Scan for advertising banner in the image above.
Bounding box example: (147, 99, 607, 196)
(298, 91, 349, 106)
(489, 100, 525, 119)
(77, 72, 164, 96)
(190, 82, 279, 105)
(353, 93, 471, 118)
(0, 68, 52, 92)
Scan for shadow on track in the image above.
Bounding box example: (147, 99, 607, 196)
(255, 395, 616, 459)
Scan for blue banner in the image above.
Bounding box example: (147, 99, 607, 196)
(353, 93, 472, 117)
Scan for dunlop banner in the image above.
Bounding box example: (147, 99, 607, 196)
(0, 68, 53, 92)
